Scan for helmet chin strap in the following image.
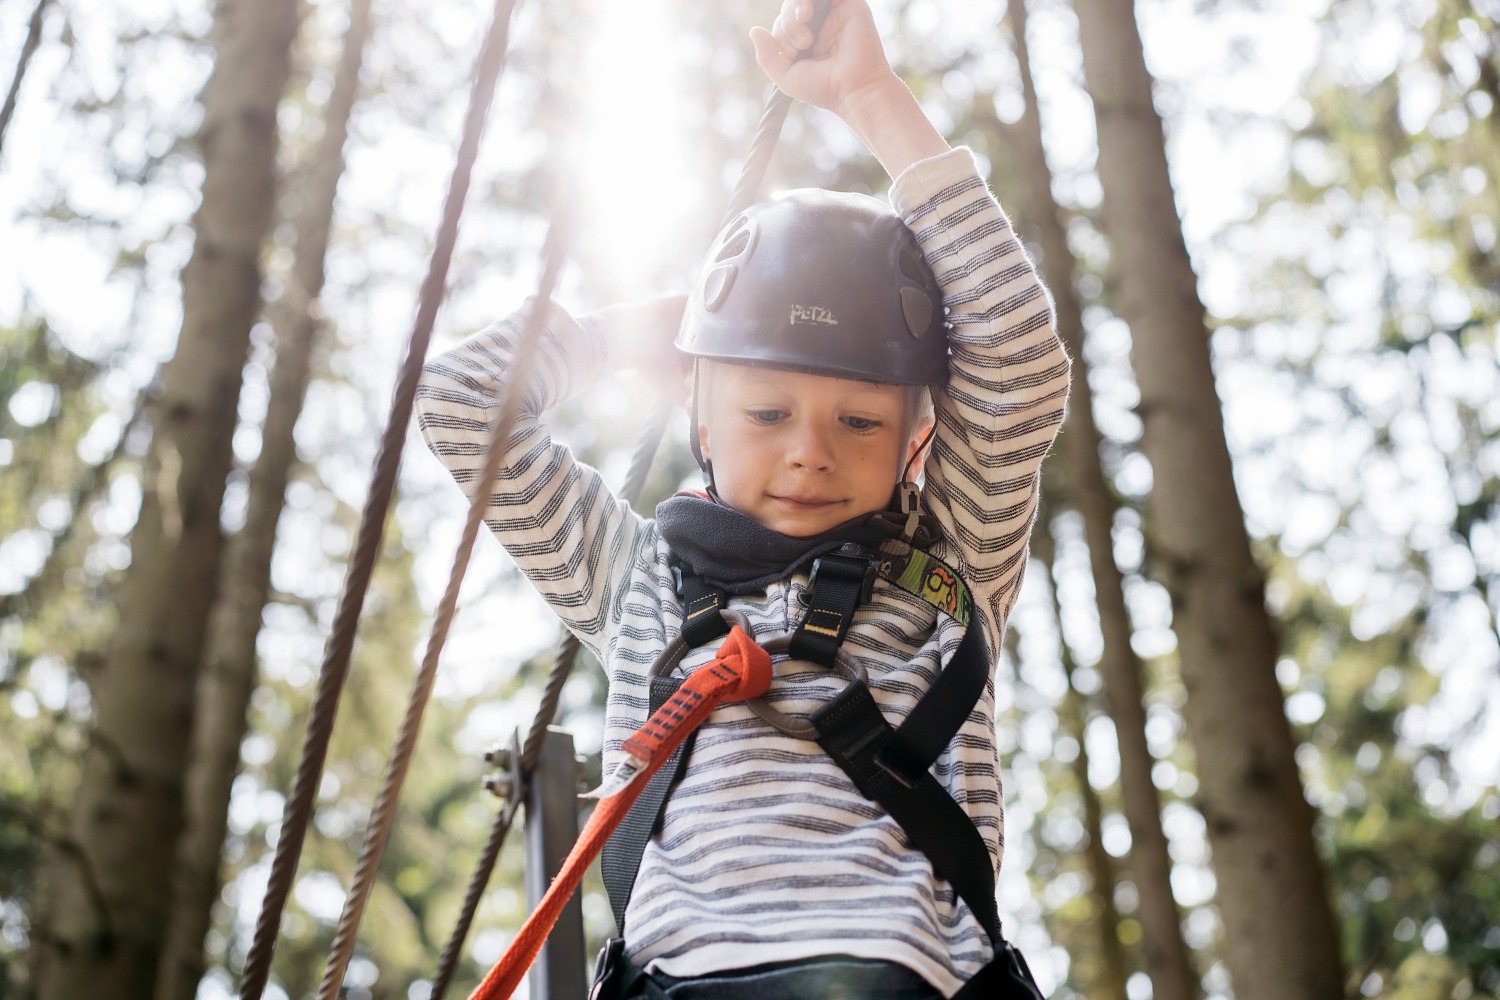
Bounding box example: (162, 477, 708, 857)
(688, 359, 714, 492)
(897, 424, 938, 542)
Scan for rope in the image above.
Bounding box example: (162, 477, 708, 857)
(427, 4, 834, 992)
(238, 1, 523, 995)
(315, 220, 571, 1000)
(724, 0, 833, 225)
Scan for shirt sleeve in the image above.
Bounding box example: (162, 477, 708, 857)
(414, 298, 646, 655)
(890, 147, 1072, 654)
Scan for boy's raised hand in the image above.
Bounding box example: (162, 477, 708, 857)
(749, 0, 949, 181)
(749, 0, 893, 120)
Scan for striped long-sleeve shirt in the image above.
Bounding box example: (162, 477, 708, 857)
(416, 147, 1070, 996)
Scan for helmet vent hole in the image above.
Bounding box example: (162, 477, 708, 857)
(715, 226, 753, 263)
(899, 247, 929, 285)
(901, 286, 934, 339)
(703, 264, 738, 311)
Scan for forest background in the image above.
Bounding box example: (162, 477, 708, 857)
(1, 0, 1497, 999)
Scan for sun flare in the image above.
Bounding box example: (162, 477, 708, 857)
(576, 0, 706, 299)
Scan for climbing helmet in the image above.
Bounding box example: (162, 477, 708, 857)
(676, 188, 949, 386)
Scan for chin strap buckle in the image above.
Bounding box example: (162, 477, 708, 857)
(898, 482, 922, 543)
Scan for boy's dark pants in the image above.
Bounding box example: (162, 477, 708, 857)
(590, 941, 943, 999)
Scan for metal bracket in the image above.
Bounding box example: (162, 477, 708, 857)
(482, 729, 524, 803)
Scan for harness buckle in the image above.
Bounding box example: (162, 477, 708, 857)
(807, 546, 879, 606)
(873, 738, 926, 790)
(897, 482, 921, 542)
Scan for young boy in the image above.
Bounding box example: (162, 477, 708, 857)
(417, 1, 1070, 996)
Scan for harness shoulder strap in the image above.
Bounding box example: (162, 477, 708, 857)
(599, 569, 730, 933)
(811, 620, 1002, 943)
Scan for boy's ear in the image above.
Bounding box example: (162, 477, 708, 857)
(903, 415, 936, 480)
(698, 420, 711, 462)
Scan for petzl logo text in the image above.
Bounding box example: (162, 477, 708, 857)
(789, 305, 839, 326)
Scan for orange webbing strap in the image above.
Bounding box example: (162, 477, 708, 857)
(468, 625, 772, 1000)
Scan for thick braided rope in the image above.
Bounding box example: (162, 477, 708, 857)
(430, 795, 522, 1000)
(237, 1, 523, 996)
(725, 0, 832, 224)
(315, 226, 571, 1000)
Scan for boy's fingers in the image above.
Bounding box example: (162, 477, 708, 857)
(773, 7, 813, 52)
(749, 26, 792, 76)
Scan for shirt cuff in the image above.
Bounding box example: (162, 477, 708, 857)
(888, 146, 984, 219)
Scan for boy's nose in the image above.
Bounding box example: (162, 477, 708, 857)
(786, 428, 836, 472)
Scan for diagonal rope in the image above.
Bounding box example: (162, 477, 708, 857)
(425, 4, 834, 993)
(429, 402, 668, 1000)
(237, 1, 524, 996)
(315, 219, 573, 1000)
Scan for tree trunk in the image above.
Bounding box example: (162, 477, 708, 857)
(1029, 514, 1131, 1000)
(1068, 1, 1345, 997)
(999, 3, 1200, 997)
(155, 3, 372, 998)
(34, 3, 298, 999)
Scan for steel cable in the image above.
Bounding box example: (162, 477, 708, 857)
(237, 0, 522, 995)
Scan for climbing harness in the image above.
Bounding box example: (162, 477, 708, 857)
(592, 541, 1045, 1000)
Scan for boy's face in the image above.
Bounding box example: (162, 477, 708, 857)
(698, 362, 933, 537)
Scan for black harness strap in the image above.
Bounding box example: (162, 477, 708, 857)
(600, 572, 729, 932)
(811, 618, 1000, 943)
(789, 548, 876, 665)
(676, 568, 732, 648)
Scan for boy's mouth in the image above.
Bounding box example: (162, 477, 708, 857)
(771, 494, 842, 508)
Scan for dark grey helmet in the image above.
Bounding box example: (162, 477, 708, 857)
(676, 188, 948, 385)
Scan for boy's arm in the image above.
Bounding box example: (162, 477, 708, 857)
(415, 299, 673, 653)
(756, 0, 1072, 648)
(893, 152, 1070, 647)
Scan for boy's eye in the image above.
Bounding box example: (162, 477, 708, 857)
(843, 416, 882, 432)
(747, 409, 786, 424)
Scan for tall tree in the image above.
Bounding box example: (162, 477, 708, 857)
(156, 3, 374, 998)
(1068, 0, 1344, 996)
(33, 2, 299, 998)
(1029, 508, 1131, 1000)
(997, 3, 1200, 996)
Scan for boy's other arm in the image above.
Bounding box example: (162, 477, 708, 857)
(750, 0, 948, 181)
(414, 300, 650, 654)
